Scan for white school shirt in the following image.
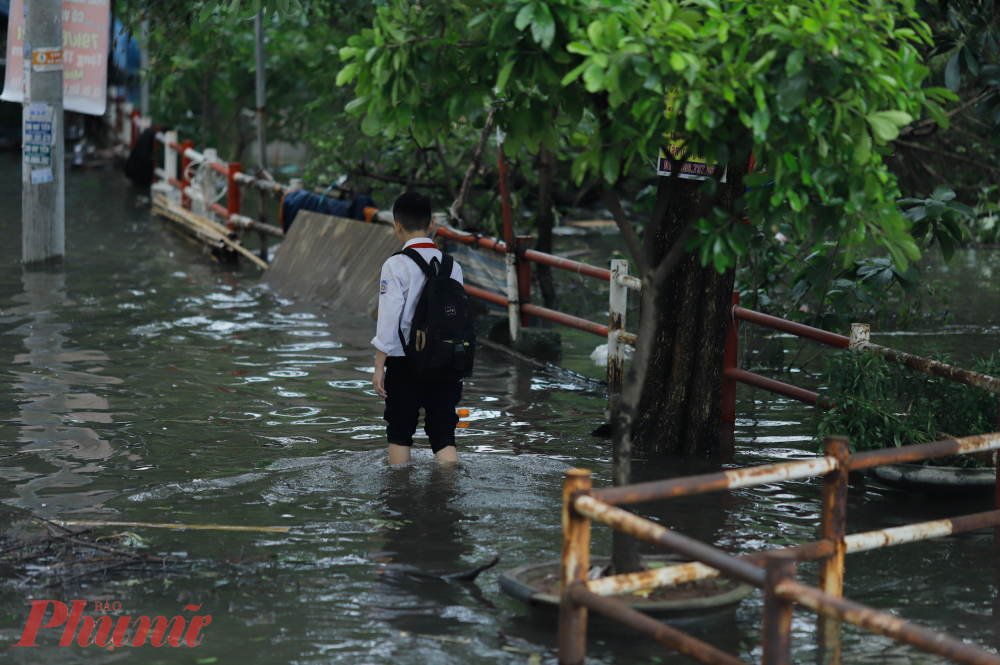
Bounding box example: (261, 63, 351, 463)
(372, 237, 464, 357)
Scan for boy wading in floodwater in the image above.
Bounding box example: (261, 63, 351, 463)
(371, 193, 476, 465)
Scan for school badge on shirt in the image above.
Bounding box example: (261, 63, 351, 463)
(380, 279, 388, 295)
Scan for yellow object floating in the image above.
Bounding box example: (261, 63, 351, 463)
(456, 422, 470, 428)
(457, 408, 470, 417)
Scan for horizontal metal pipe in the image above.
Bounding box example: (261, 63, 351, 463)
(568, 584, 747, 665)
(593, 457, 838, 506)
(183, 147, 205, 163)
(154, 167, 167, 180)
(522, 249, 611, 281)
(573, 495, 766, 587)
(462, 283, 609, 337)
(168, 140, 183, 152)
(232, 172, 289, 197)
(845, 509, 1000, 554)
(463, 283, 509, 308)
(860, 342, 1000, 395)
(209, 161, 230, 177)
(776, 580, 1000, 665)
(733, 306, 849, 349)
(168, 177, 183, 190)
(849, 432, 1000, 470)
(229, 213, 285, 238)
(617, 330, 637, 346)
(586, 540, 834, 597)
(521, 303, 609, 337)
(587, 560, 720, 596)
(614, 273, 642, 291)
(725, 367, 836, 410)
(209, 202, 230, 219)
(434, 226, 508, 254)
(435, 227, 620, 285)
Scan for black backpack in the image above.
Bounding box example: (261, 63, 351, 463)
(396, 248, 476, 383)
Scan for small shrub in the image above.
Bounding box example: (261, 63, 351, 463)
(817, 351, 1000, 467)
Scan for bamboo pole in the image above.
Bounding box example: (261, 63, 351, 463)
(153, 193, 269, 269)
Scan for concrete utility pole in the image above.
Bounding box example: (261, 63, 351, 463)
(254, 11, 266, 172)
(22, 0, 65, 267)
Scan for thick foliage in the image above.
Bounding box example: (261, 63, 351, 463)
(898, 184, 977, 260)
(818, 350, 1000, 465)
(335, 0, 951, 272)
(737, 184, 979, 341)
(922, 0, 1000, 137)
(118, 1, 359, 164)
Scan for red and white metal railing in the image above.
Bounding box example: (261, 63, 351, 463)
(433, 225, 641, 397)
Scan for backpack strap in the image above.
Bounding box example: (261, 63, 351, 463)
(395, 247, 456, 279)
(438, 253, 455, 280)
(395, 248, 436, 279)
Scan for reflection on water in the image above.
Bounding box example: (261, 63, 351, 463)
(367, 464, 493, 637)
(3, 271, 128, 516)
(0, 157, 999, 663)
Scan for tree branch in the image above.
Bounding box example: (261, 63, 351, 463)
(899, 90, 991, 137)
(600, 186, 649, 276)
(894, 139, 1000, 173)
(344, 163, 451, 189)
(450, 107, 496, 226)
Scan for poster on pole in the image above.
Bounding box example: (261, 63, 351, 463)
(656, 89, 726, 182)
(1, 0, 110, 115)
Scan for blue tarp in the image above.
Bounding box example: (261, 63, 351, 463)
(112, 19, 141, 75)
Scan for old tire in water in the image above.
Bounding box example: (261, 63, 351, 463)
(866, 463, 996, 497)
(499, 555, 753, 627)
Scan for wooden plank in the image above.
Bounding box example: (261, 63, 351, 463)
(152, 193, 269, 270)
(262, 211, 400, 316)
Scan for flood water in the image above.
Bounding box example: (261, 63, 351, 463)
(1, 156, 1000, 664)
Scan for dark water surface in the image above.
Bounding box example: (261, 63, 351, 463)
(1, 156, 999, 664)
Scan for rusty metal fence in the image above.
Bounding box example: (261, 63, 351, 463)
(558, 432, 1000, 665)
(722, 290, 1000, 420)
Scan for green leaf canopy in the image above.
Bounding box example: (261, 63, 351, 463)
(335, 0, 953, 270)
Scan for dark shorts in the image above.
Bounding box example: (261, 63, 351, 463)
(383, 356, 463, 454)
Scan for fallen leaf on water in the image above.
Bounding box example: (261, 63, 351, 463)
(230, 369, 248, 376)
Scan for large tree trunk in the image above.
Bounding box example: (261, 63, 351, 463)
(632, 165, 749, 456)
